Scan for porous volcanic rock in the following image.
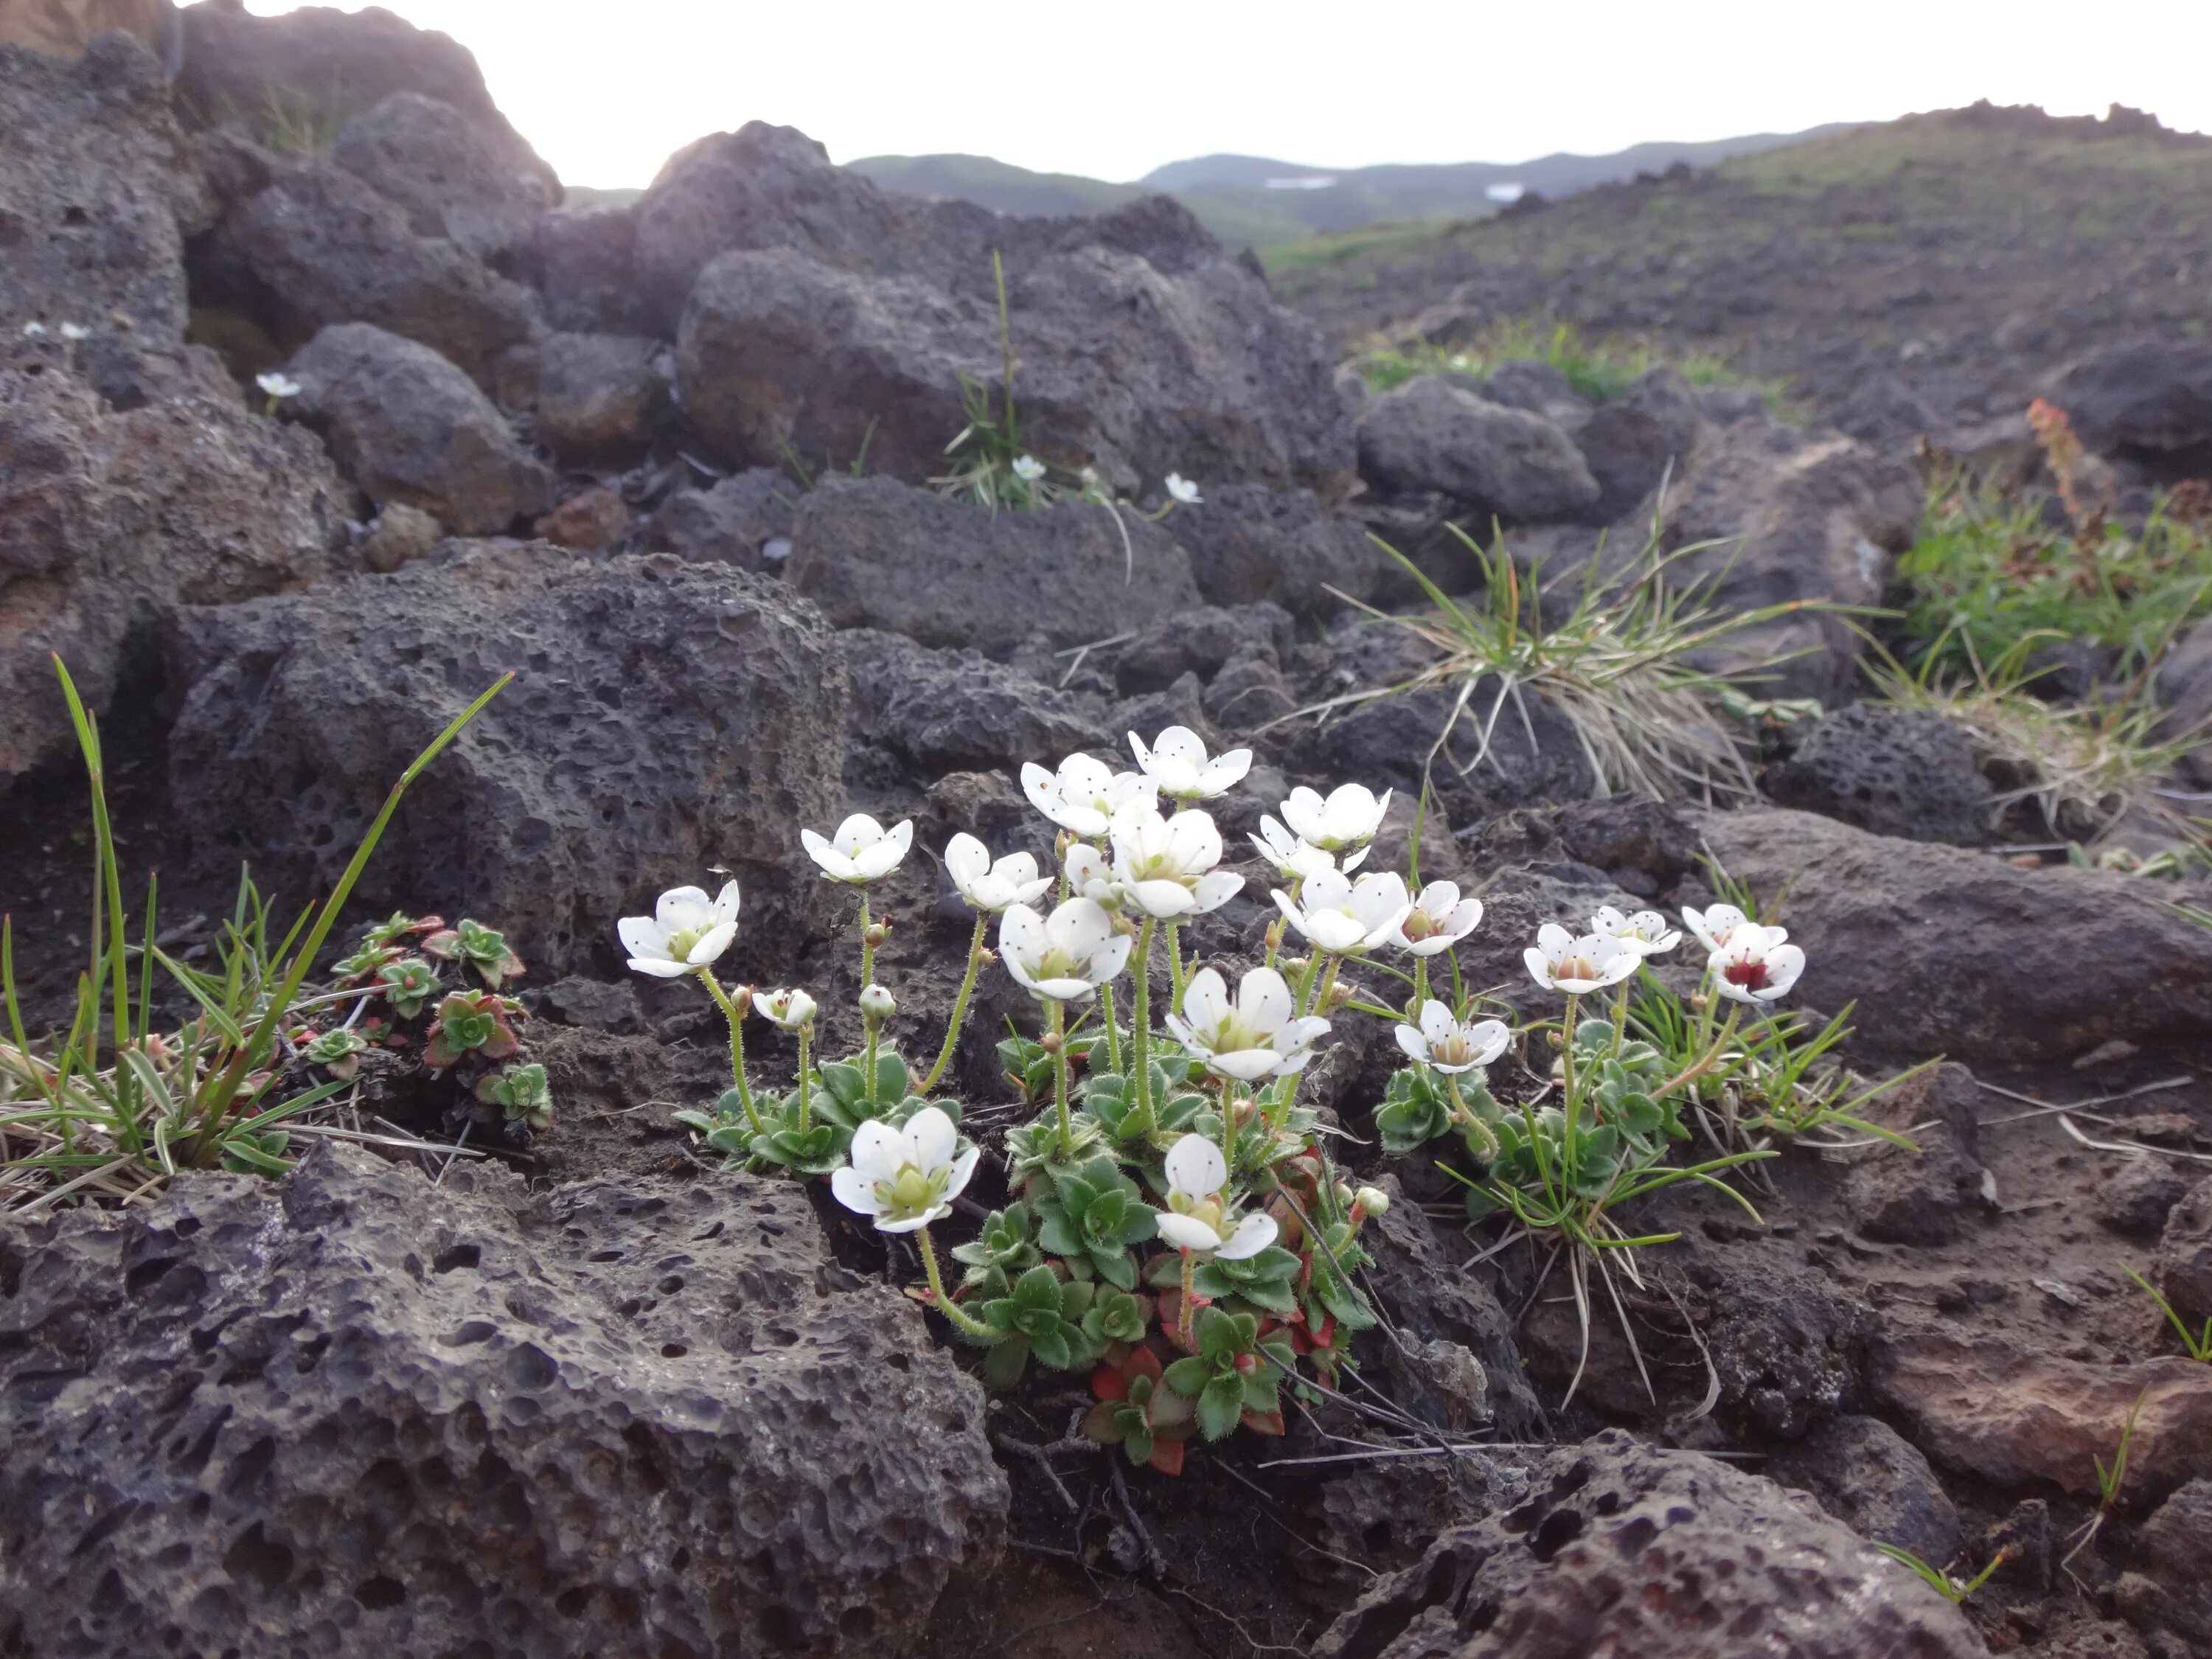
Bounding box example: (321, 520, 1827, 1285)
(647, 467, 796, 567)
(788, 475, 1203, 654)
(1762, 703, 1993, 845)
(1839, 1061, 1989, 1246)
(1166, 482, 1382, 616)
(0, 361, 348, 790)
(1767, 1414, 1964, 1565)
(0, 33, 215, 404)
(0, 1142, 1006, 1658)
(2046, 341, 2212, 481)
(528, 330, 668, 463)
(165, 543, 848, 978)
(331, 89, 557, 262)
(1355, 374, 1602, 522)
(1312, 1429, 1986, 1659)
(2115, 1478, 2212, 1650)
(2157, 1175, 2212, 1326)
(843, 627, 1107, 776)
(285, 321, 553, 533)
(1697, 807, 2212, 1065)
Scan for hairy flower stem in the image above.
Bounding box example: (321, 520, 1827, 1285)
(1413, 956, 1430, 1014)
(1219, 1073, 1239, 1172)
(1049, 999, 1074, 1158)
(922, 914, 988, 1094)
(858, 895, 875, 987)
(864, 1018, 881, 1110)
(1178, 1248, 1197, 1347)
(1130, 917, 1158, 1120)
(700, 970, 763, 1135)
(917, 1226, 1004, 1341)
(1100, 982, 1124, 1076)
(796, 1025, 813, 1131)
(1165, 922, 1187, 1013)
(1446, 1073, 1499, 1161)
(1309, 956, 1343, 1020)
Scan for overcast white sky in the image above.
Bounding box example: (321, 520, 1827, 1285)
(248, 0, 2212, 189)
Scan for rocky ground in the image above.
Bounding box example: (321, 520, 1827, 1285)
(4, 9, 2212, 1659)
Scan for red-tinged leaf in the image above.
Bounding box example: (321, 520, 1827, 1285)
(1148, 1438, 1185, 1477)
(422, 1034, 459, 1069)
(1240, 1408, 1285, 1437)
(1124, 1345, 1165, 1385)
(1093, 1364, 1129, 1402)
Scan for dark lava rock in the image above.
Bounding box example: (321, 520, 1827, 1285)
(1842, 1062, 1989, 1246)
(528, 330, 668, 463)
(844, 627, 1107, 776)
(234, 161, 542, 386)
(1166, 482, 1382, 616)
(789, 475, 1202, 653)
(2091, 1157, 2191, 1237)
(2156, 615, 2212, 788)
(2115, 1478, 2212, 1650)
(1113, 603, 1291, 695)
(0, 1142, 1005, 1658)
(332, 90, 556, 262)
(1312, 1429, 1986, 1659)
(1571, 367, 1709, 523)
(1764, 703, 1992, 845)
(527, 203, 653, 335)
(1767, 1413, 1964, 1565)
(2157, 1175, 2212, 1326)
(2047, 341, 2212, 481)
(0, 33, 216, 405)
(0, 361, 349, 790)
(1698, 807, 2212, 1065)
(286, 321, 554, 534)
(165, 543, 848, 979)
(1356, 374, 1601, 522)
(647, 467, 798, 567)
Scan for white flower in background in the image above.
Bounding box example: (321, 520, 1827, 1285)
(21, 322, 46, 338)
(1154, 1133, 1277, 1257)
(755, 988, 818, 1029)
(1681, 903, 1784, 955)
(1110, 803, 1243, 919)
(618, 882, 740, 978)
(801, 813, 913, 884)
(1523, 924, 1641, 994)
(1164, 473, 1202, 505)
(1272, 866, 1412, 956)
(945, 832, 1051, 914)
(830, 1107, 979, 1234)
(1593, 905, 1681, 958)
(999, 897, 1131, 1001)
(1280, 783, 1392, 853)
(1063, 841, 1124, 908)
(1709, 933, 1807, 1006)
(1165, 966, 1329, 1082)
(1022, 752, 1158, 838)
(1012, 453, 1046, 482)
(256, 371, 302, 400)
(859, 984, 897, 1020)
(1248, 813, 1359, 881)
(1391, 880, 1483, 956)
(1394, 1001, 1512, 1074)
(1127, 725, 1251, 799)
(58, 322, 88, 342)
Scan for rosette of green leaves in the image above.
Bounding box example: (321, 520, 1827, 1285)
(1162, 1308, 1296, 1440)
(1375, 1064, 1500, 1158)
(374, 956, 440, 1019)
(476, 1062, 552, 1130)
(996, 1029, 1100, 1101)
(1466, 1105, 1624, 1217)
(425, 918, 525, 990)
(1076, 1062, 1206, 1149)
(1193, 1241, 1302, 1316)
(1034, 1156, 1157, 1290)
(975, 1265, 1099, 1386)
(1081, 1284, 1151, 1348)
(672, 1088, 762, 1165)
(1570, 1018, 1681, 1155)
(951, 1201, 1043, 1288)
(1083, 1347, 1195, 1474)
(1002, 1115, 1109, 1187)
(302, 1027, 368, 1080)
(422, 990, 520, 1068)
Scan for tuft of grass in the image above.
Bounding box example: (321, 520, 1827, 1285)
(1284, 526, 1832, 805)
(1877, 1543, 2014, 1607)
(1896, 464, 2212, 683)
(1, 657, 508, 1208)
(1349, 319, 1784, 411)
(933, 251, 1053, 512)
(202, 77, 363, 156)
(2122, 1263, 2212, 1362)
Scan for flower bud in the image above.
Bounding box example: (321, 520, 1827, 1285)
(730, 984, 754, 1016)
(863, 921, 891, 949)
(859, 984, 896, 1022)
(1281, 955, 1311, 976)
(1546, 1027, 1564, 1049)
(1322, 979, 1357, 1013)
(1039, 1032, 1064, 1055)
(1354, 1186, 1391, 1217)
(1264, 918, 1287, 950)
(1332, 1180, 1355, 1208)
(978, 947, 998, 965)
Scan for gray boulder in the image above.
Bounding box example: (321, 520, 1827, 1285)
(0, 33, 216, 405)
(287, 321, 553, 534)
(2156, 615, 2212, 788)
(788, 475, 1203, 654)
(1761, 703, 1993, 844)
(1313, 1430, 1986, 1659)
(1166, 483, 1382, 616)
(0, 362, 348, 790)
(166, 544, 849, 979)
(1698, 806, 2212, 1065)
(527, 203, 652, 334)
(0, 1142, 1005, 1659)
(1573, 366, 1710, 523)
(1356, 374, 1601, 522)
(647, 467, 798, 567)
(332, 90, 558, 262)
(529, 330, 668, 463)
(2047, 341, 2212, 479)
(844, 628, 1107, 776)
(1766, 1415, 1964, 1568)
(235, 162, 541, 386)
(2116, 1478, 2212, 1649)
(2157, 1176, 2212, 1327)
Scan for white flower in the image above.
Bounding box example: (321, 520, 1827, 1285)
(1012, 453, 1046, 482)
(859, 984, 897, 1021)
(1280, 783, 1392, 852)
(1394, 1001, 1512, 1075)
(1154, 1134, 1277, 1256)
(1110, 803, 1243, 919)
(830, 1106, 979, 1234)
(21, 322, 46, 338)
(801, 813, 913, 884)
(1681, 903, 1784, 955)
(1248, 813, 1361, 881)
(945, 832, 1050, 914)
(1022, 752, 1158, 838)
(999, 897, 1130, 1002)
(1272, 866, 1411, 956)
(1710, 933, 1806, 1006)
(1522, 923, 1640, 994)
(1127, 725, 1251, 800)
(1164, 473, 1202, 505)
(1593, 905, 1681, 958)
(618, 881, 740, 978)
(1064, 841, 1124, 908)
(1165, 966, 1329, 1082)
(58, 322, 89, 342)
(256, 371, 302, 400)
(756, 988, 817, 1029)
(1392, 880, 1483, 956)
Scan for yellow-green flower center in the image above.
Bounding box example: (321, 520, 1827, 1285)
(874, 1164, 949, 1220)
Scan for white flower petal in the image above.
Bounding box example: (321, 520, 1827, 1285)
(830, 1166, 884, 1215)
(686, 920, 737, 965)
(617, 915, 671, 961)
(905, 1105, 958, 1175)
(1217, 1213, 1279, 1261)
(1155, 1211, 1225, 1251)
(849, 1120, 905, 1183)
(627, 957, 695, 978)
(1164, 1133, 1225, 1200)
(655, 886, 714, 929)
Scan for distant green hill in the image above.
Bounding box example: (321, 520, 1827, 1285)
(845, 128, 1859, 250)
